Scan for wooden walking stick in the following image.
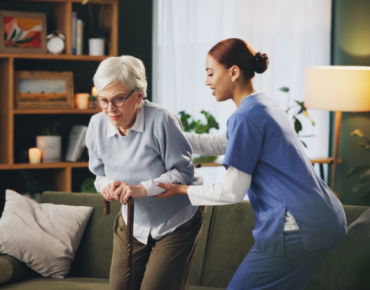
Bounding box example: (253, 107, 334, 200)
(104, 198, 134, 290)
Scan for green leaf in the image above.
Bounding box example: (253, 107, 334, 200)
(300, 140, 307, 148)
(9, 29, 16, 41)
(279, 87, 289, 93)
(52, 122, 61, 136)
(294, 117, 302, 134)
(353, 179, 370, 192)
(347, 165, 370, 179)
(352, 173, 370, 192)
(178, 111, 193, 132)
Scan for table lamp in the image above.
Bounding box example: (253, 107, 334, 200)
(305, 66, 370, 199)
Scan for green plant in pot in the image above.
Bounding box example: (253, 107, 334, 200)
(81, 177, 98, 193)
(347, 129, 370, 204)
(279, 87, 315, 148)
(82, 0, 108, 56)
(178, 110, 219, 163)
(37, 122, 62, 163)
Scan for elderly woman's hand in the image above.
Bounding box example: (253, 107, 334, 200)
(155, 182, 189, 199)
(115, 182, 148, 205)
(101, 181, 122, 202)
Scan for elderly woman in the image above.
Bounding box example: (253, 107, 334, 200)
(85, 55, 205, 290)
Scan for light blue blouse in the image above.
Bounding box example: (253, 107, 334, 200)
(86, 100, 198, 244)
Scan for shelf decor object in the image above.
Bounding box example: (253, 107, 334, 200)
(37, 136, 62, 163)
(28, 148, 41, 164)
(74, 93, 89, 109)
(0, 10, 47, 54)
(14, 71, 74, 109)
(46, 30, 66, 55)
(305, 66, 370, 200)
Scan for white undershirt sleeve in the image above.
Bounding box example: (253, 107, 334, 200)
(94, 176, 114, 194)
(184, 132, 228, 155)
(141, 169, 184, 196)
(188, 166, 251, 206)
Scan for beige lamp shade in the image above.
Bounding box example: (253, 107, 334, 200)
(305, 66, 370, 112)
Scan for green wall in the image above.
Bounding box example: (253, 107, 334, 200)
(332, 0, 370, 205)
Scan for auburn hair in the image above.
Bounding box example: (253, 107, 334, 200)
(208, 38, 269, 79)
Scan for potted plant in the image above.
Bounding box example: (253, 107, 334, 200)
(36, 122, 62, 163)
(82, 0, 107, 56)
(279, 87, 315, 148)
(81, 177, 98, 193)
(178, 110, 220, 163)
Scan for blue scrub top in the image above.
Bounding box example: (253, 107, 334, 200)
(223, 93, 347, 257)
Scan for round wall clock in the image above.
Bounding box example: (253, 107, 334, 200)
(47, 31, 66, 54)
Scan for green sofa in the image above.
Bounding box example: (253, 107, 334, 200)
(0, 191, 368, 290)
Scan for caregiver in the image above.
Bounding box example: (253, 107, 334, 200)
(152, 38, 347, 290)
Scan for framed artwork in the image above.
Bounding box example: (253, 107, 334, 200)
(14, 71, 74, 109)
(0, 10, 47, 54)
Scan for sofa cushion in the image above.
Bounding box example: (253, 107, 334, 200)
(40, 191, 122, 279)
(0, 190, 93, 278)
(311, 208, 370, 290)
(0, 255, 38, 287)
(189, 201, 255, 288)
(0, 277, 109, 290)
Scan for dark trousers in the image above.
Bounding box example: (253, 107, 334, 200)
(109, 207, 205, 290)
(227, 230, 337, 290)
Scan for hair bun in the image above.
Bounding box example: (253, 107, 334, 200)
(254, 52, 269, 74)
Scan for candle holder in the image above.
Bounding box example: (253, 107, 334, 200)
(28, 148, 42, 164)
(74, 93, 89, 109)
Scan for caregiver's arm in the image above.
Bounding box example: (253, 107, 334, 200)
(157, 166, 251, 206)
(184, 131, 228, 155)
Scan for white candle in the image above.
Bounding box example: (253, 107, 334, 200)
(29, 148, 41, 164)
(75, 93, 89, 109)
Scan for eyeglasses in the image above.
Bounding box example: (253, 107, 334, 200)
(96, 90, 135, 109)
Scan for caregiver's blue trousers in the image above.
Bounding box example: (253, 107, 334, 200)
(227, 230, 337, 290)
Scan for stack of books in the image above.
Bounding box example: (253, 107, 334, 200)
(65, 125, 88, 162)
(72, 12, 84, 55)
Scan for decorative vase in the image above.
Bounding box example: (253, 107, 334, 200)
(89, 38, 105, 56)
(36, 136, 62, 163)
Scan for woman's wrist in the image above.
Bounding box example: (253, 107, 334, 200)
(179, 185, 189, 194)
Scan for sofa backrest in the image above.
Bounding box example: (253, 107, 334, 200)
(189, 201, 370, 289)
(41, 191, 121, 279)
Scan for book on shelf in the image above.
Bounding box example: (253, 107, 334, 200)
(72, 12, 78, 55)
(65, 125, 87, 162)
(76, 19, 84, 55)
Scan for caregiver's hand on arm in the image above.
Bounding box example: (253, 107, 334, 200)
(155, 183, 189, 198)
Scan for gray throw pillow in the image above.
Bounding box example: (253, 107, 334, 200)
(312, 208, 370, 290)
(0, 190, 93, 278)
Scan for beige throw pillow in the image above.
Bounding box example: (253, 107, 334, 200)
(0, 190, 93, 278)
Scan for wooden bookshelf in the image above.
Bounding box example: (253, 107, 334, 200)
(0, 0, 118, 193)
(14, 109, 101, 114)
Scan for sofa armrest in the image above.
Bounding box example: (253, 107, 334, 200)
(0, 255, 38, 286)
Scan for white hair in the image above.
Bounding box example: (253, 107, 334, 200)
(93, 55, 147, 97)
